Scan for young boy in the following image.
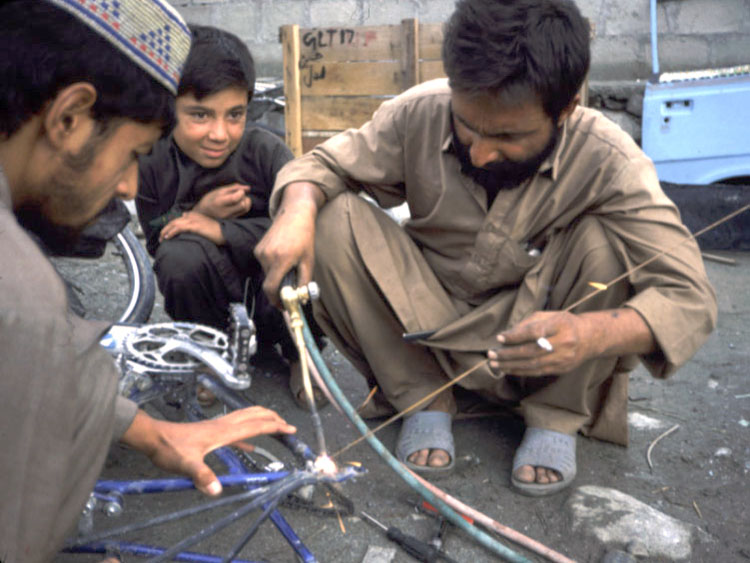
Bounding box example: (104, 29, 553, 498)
(136, 25, 323, 408)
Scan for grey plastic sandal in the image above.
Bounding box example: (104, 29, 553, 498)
(511, 427, 577, 496)
(395, 411, 455, 475)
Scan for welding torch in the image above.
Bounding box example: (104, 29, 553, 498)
(279, 271, 328, 458)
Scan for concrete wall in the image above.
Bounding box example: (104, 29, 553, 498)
(170, 0, 750, 80)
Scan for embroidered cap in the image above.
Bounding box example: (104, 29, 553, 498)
(45, 0, 191, 95)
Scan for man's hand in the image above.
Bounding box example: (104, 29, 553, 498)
(120, 407, 296, 496)
(160, 211, 225, 245)
(194, 183, 251, 220)
(254, 182, 325, 307)
(487, 308, 656, 376)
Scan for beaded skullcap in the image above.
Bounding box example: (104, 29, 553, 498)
(45, 0, 191, 95)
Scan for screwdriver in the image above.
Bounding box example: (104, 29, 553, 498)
(360, 511, 458, 563)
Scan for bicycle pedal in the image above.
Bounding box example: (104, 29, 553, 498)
(228, 303, 256, 382)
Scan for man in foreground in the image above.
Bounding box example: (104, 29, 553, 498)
(0, 2, 295, 560)
(256, 0, 717, 496)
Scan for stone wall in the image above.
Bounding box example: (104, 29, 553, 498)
(171, 0, 750, 79)
(170, 0, 750, 144)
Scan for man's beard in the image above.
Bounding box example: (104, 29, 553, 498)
(453, 126, 559, 193)
(16, 131, 103, 256)
(16, 204, 86, 256)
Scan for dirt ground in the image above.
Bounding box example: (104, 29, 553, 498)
(53, 245, 749, 563)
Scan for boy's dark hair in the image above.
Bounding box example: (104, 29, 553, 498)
(442, 0, 590, 121)
(178, 25, 256, 102)
(0, 0, 174, 137)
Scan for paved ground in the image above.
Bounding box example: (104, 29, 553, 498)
(53, 242, 749, 563)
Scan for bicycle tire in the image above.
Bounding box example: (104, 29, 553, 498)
(52, 225, 156, 325)
(113, 225, 156, 324)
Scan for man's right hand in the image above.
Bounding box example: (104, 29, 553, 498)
(254, 181, 325, 307)
(194, 183, 251, 219)
(121, 406, 296, 497)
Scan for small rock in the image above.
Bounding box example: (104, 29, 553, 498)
(627, 539, 649, 558)
(361, 545, 397, 563)
(568, 486, 694, 560)
(714, 447, 732, 457)
(739, 419, 749, 428)
(602, 549, 636, 563)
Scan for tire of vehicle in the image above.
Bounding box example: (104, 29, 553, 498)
(114, 225, 156, 324)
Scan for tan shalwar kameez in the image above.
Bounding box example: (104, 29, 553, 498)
(0, 166, 138, 562)
(271, 79, 717, 446)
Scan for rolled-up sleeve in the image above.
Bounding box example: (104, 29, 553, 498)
(598, 159, 718, 377)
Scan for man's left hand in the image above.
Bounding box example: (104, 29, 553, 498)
(487, 311, 594, 376)
(159, 210, 225, 245)
(488, 308, 656, 377)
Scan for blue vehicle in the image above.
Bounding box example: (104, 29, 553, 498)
(641, 0, 750, 185)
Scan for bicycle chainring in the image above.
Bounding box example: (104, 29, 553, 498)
(124, 322, 230, 373)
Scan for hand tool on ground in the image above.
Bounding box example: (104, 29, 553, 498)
(360, 511, 458, 563)
(414, 500, 474, 526)
(428, 516, 450, 552)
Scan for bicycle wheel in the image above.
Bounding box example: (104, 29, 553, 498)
(51, 225, 156, 324)
(113, 226, 156, 324)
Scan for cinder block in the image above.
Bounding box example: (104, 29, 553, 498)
(417, 0, 455, 24)
(262, 0, 307, 43)
(673, 0, 748, 34)
(598, 1, 648, 36)
(309, 0, 360, 26)
(177, 3, 260, 38)
(590, 35, 646, 81)
(657, 35, 711, 73)
(708, 32, 750, 68)
(361, 1, 418, 25)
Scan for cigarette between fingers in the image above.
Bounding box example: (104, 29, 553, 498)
(536, 337, 553, 352)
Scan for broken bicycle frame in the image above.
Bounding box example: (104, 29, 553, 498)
(63, 302, 362, 563)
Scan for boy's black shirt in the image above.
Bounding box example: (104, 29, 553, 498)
(136, 124, 292, 257)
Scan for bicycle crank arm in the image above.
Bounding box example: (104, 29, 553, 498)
(165, 335, 251, 390)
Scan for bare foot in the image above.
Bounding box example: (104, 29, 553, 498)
(407, 447, 451, 468)
(405, 390, 455, 469)
(513, 464, 561, 484)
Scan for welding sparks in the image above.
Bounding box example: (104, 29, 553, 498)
(313, 454, 338, 475)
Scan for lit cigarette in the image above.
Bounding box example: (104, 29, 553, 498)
(536, 337, 553, 352)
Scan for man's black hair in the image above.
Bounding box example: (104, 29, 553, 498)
(442, 0, 590, 120)
(0, 0, 175, 137)
(178, 25, 256, 102)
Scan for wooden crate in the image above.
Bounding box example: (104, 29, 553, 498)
(280, 19, 444, 156)
(280, 18, 590, 157)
